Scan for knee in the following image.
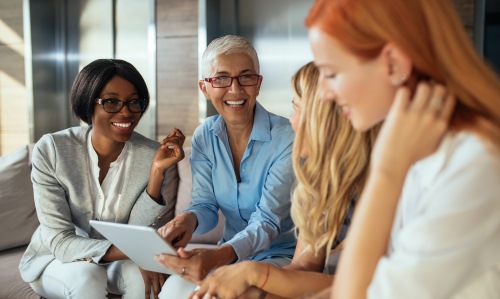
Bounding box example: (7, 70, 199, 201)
(69, 263, 107, 295)
(74, 264, 107, 291)
(115, 260, 145, 297)
(119, 260, 143, 284)
(159, 275, 197, 299)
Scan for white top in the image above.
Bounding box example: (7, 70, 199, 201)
(368, 132, 500, 299)
(87, 131, 131, 222)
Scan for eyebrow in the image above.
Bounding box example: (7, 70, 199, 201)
(213, 69, 254, 76)
(100, 92, 138, 98)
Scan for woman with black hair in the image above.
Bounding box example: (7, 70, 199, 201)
(19, 59, 185, 299)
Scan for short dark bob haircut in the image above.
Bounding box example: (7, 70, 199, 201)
(71, 59, 150, 125)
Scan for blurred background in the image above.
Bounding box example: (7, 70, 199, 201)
(0, 0, 498, 156)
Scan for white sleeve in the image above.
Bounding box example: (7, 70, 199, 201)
(368, 152, 500, 299)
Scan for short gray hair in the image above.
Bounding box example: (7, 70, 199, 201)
(201, 35, 260, 78)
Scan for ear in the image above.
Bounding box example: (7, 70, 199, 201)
(255, 75, 263, 97)
(380, 43, 413, 86)
(198, 80, 210, 100)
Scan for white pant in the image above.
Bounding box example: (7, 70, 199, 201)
(158, 257, 291, 299)
(30, 259, 145, 299)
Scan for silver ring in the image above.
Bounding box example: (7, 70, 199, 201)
(180, 267, 185, 277)
(430, 97, 443, 110)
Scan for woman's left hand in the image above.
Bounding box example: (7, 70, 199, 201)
(371, 82, 456, 178)
(153, 127, 186, 173)
(139, 268, 167, 299)
(188, 261, 260, 299)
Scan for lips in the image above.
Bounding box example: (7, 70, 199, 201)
(112, 122, 132, 128)
(225, 99, 246, 107)
(111, 121, 134, 132)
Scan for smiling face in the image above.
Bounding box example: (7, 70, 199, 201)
(199, 53, 262, 127)
(91, 75, 142, 145)
(309, 27, 395, 132)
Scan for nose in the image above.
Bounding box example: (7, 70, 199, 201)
(118, 104, 133, 116)
(228, 78, 244, 93)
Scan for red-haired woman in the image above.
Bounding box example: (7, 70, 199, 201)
(306, 0, 500, 298)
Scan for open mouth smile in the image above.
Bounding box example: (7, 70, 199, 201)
(225, 99, 246, 107)
(112, 122, 134, 130)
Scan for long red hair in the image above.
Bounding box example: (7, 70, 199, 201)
(306, 0, 500, 147)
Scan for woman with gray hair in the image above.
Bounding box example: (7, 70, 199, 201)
(156, 35, 297, 298)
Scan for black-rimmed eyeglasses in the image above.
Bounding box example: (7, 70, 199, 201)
(204, 75, 262, 88)
(95, 98, 147, 113)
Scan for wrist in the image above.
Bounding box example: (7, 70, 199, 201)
(183, 211, 198, 232)
(248, 261, 267, 287)
(370, 161, 411, 184)
(214, 244, 237, 266)
(258, 262, 270, 289)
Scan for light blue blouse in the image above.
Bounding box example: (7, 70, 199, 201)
(187, 102, 297, 261)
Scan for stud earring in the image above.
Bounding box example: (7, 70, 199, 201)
(391, 75, 408, 86)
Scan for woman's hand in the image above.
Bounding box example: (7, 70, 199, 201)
(371, 82, 456, 179)
(147, 128, 185, 201)
(188, 261, 262, 299)
(153, 127, 186, 173)
(156, 245, 237, 284)
(236, 287, 267, 299)
(157, 212, 198, 248)
(138, 268, 167, 299)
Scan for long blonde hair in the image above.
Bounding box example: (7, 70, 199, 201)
(291, 62, 379, 255)
(306, 0, 500, 148)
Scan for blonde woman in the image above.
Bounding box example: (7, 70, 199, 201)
(189, 62, 379, 299)
(306, 0, 500, 298)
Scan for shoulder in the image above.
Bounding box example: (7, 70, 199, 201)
(409, 132, 500, 207)
(255, 102, 294, 142)
(192, 115, 221, 145)
(129, 131, 159, 151)
(35, 126, 89, 154)
(267, 112, 295, 146)
(416, 132, 500, 177)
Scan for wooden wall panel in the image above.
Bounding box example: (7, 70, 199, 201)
(157, 0, 198, 37)
(156, 37, 200, 140)
(156, 0, 199, 142)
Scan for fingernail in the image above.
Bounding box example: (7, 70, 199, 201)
(203, 294, 211, 299)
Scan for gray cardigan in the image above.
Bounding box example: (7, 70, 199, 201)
(19, 126, 167, 283)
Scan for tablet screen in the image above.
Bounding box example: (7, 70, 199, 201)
(89, 220, 178, 274)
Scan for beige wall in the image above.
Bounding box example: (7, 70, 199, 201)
(0, 1, 30, 156)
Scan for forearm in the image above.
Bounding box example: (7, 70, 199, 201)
(334, 170, 406, 299)
(210, 244, 238, 268)
(252, 263, 333, 298)
(101, 244, 127, 262)
(146, 164, 166, 202)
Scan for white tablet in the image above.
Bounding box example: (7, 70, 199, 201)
(89, 220, 177, 274)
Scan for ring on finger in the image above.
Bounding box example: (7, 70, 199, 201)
(430, 97, 443, 110)
(180, 267, 185, 277)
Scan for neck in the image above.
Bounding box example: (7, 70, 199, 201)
(91, 133, 125, 163)
(226, 122, 252, 149)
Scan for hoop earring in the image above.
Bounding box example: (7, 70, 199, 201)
(391, 75, 408, 86)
